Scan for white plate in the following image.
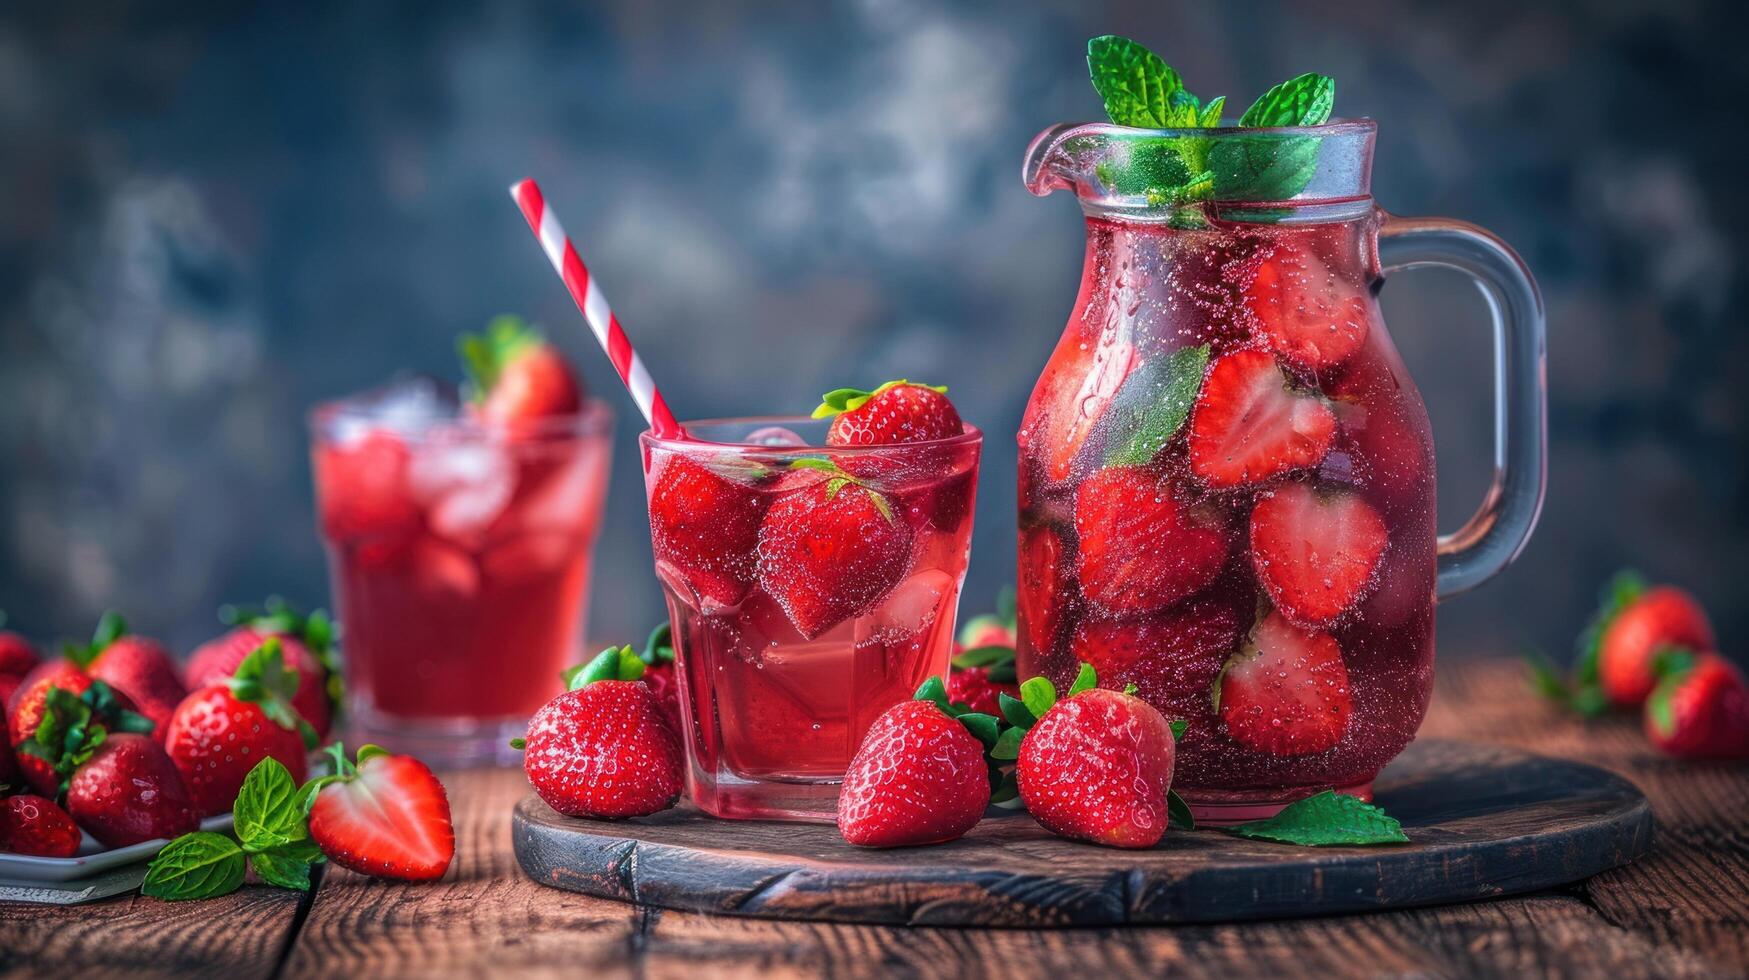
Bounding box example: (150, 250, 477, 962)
(0, 813, 234, 883)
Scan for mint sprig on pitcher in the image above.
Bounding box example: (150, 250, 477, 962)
(1085, 35, 1336, 221)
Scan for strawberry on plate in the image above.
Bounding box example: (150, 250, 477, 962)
(0, 793, 82, 857)
(1022, 328, 1135, 484)
(1644, 652, 1749, 759)
(1188, 349, 1336, 489)
(308, 743, 455, 881)
(648, 454, 768, 607)
(459, 315, 584, 428)
(837, 694, 992, 848)
(164, 639, 313, 817)
(185, 598, 338, 741)
(67, 612, 187, 743)
(0, 675, 21, 788)
(1015, 669, 1178, 849)
(517, 646, 683, 820)
(1591, 579, 1716, 710)
(1247, 240, 1370, 373)
(1073, 466, 1232, 617)
(0, 616, 39, 679)
(756, 461, 915, 639)
(1216, 610, 1352, 757)
(1249, 481, 1389, 627)
(9, 665, 150, 797)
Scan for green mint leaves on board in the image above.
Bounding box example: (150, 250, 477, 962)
(1086, 35, 1336, 217)
(1227, 790, 1408, 846)
(143, 758, 330, 901)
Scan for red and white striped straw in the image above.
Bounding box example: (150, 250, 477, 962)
(509, 178, 683, 439)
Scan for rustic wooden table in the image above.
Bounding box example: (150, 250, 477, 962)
(2, 659, 1744, 979)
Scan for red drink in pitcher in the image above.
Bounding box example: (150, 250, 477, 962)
(1018, 120, 1545, 822)
(642, 416, 981, 821)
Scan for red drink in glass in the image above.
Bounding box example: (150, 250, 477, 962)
(642, 418, 981, 821)
(310, 378, 613, 766)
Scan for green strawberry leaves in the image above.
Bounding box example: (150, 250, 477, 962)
(1102, 344, 1210, 468)
(144, 757, 333, 901)
(913, 677, 1010, 798)
(811, 380, 947, 419)
(459, 314, 546, 404)
(18, 680, 156, 795)
(229, 639, 318, 749)
(562, 645, 647, 691)
(220, 596, 344, 717)
(786, 458, 896, 523)
(952, 644, 1017, 685)
(1227, 790, 1408, 846)
(641, 623, 676, 667)
(62, 610, 129, 669)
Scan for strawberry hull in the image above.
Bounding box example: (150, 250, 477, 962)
(1017, 216, 1438, 822)
(643, 419, 981, 822)
(309, 393, 614, 765)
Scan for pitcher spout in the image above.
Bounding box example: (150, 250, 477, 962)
(1021, 122, 1112, 197)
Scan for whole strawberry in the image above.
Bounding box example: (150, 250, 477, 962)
(185, 598, 339, 740)
(164, 639, 313, 816)
(1073, 465, 1231, 617)
(647, 454, 768, 606)
(0, 614, 40, 679)
(10, 667, 149, 796)
(814, 380, 963, 448)
(460, 315, 583, 428)
(1014, 667, 1178, 849)
(0, 792, 82, 857)
(756, 460, 915, 638)
(308, 743, 455, 881)
(837, 692, 992, 848)
(1216, 610, 1353, 757)
(1592, 576, 1715, 709)
(517, 646, 683, 819)
(68, 612, 187, 743)
(0, 675, 23, 788)
(1644, 653, 1749, 759)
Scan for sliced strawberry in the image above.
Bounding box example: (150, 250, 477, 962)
(309, 744, 454, 881)
(648, 455, 768, 607)
(1072, 466, 1232, 617)
(756, 465, 914, 638)
(1247, 241, 1370, 372)
(1644, 653, 1749, 759)
(0, 793, 81, 857)
(1069, 598, 1243, 714)
(816, 380, 963, 447)
(1022, 331, 1136, 483)
(1017, 525, 1068, 656)
(1249, 482, 1389, 627)
(1188, 349, 1336, 489)
(1216, 611, 1352, 756)
(460, 316, 583, 427)
(1599, 586, 1716, 709)
(314, 429, 420, 544)
(1326, 351, 1431, 512)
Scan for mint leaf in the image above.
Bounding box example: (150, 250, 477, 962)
(234, 758, 306, 852)
(1087, 35, 1183, 128)
(250, 849, 315, 891)
(1168, 790, 1195, 831)
(1238, 72, 1336, 128)
(1209, 73, 1335, 203)
(142, 832, 247, 900)
(1228, 791, 1408, 846)
(1169, 719, 1189, 741)
(1102, 344, 1211, 467)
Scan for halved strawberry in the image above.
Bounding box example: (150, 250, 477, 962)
(647, 455, 768, 607)
(460, 316, 583, 427)
(1017, 526, 1068, 656)
(1216, 610, 1352, 756)
(756, 462, 915, 638)
(1249, 482, 1389, 627)
(1072, 466, 1232, 617)
(1247, 241, 1370, 372)
(1188, 349, 1336, 489)
(1326, 351, 1431, 512)
(814, 380, 963, 447)
(308, 744, 455, 882)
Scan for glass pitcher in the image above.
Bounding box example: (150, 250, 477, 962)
(1016, 119, 1546, 823)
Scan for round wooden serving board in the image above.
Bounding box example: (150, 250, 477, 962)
(511, 738, 1653, 927)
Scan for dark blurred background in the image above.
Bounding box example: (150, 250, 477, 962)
(1, 0, 1745, 667)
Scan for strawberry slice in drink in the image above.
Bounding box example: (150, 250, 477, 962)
(1069, 598, 1243, 712)
(1017, 525, 1069, 656)
(1216, 610, 1353, 757)
(1247, 241, 1370, 373)
(1072, 465, 1232, 618)
(648, 455, 768, 607)
(1023, 331, 1135, 483)
(755, 465, 914, 639)
(1249, 481, 1389, 628)
(1188, 349, 1336, 490)
(1325, 350, 1432, 514)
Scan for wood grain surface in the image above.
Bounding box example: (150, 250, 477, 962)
(4, 659, 1746, 979)
(511, 738, 1654, 926)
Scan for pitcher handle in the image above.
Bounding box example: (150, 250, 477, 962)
(1378, 214, 1548, 599)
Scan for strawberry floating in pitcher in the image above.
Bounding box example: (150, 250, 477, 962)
(1072, 465, 1232, 618)
(836, 680, 995, 848)
(164, 638, 315, 817)
(1216, 610, 1353, 757)
(755, 459, 915, 639)
(1188, 349, 1336, 489)
(66, 612, 187, 744)
(515, 645, 683, 820)
(1249, 482, 1389, 628)
(1247, 241, 1370, 373)
(459, 315, 584, 428)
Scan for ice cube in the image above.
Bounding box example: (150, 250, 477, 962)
(856, 569, 954, 647)
(745, 426, 807, 447)
(482, 532, 579, 585)
(409, 441, 515, 545)
(502, 441, 610, 536)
